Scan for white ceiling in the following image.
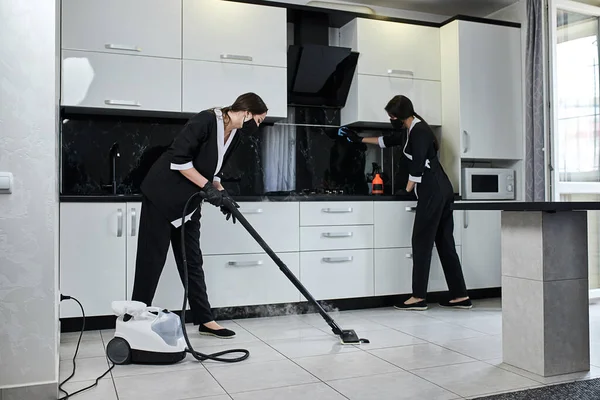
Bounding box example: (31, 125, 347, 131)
(340, 0, 520, 17)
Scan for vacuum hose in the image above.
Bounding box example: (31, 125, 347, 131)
(179, 192, 249, 363)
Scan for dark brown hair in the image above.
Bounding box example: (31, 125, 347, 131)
(221, 92, 268, 125)
(385, 95, 439, 151)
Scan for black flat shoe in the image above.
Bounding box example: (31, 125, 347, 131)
(394, 301, 428, 311)
(439, 299, 473, 309)
(199, 325, 236, 339)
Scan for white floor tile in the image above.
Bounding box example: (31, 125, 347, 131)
(327, 371, 460, 400)
(350, 328, 426, 350)
(231, 382, 346, 400)
(60, 330, 103, 343)
(293, 351, 400, 381)
(59, 356, 110, 383)
(195, 341, 286, 367)
(60, 339, 106, 360)
(110, 356, 206, 378)
(265, 336, 360, 359)
(486, 358, 600, 385)
(206, 359, 318, 394)
(439, 334, 503, 361)
(114, 368, 225, 400)
(301, 313, 390, 332)
(396, 321, 487, 344)
(362, 311, 442, 329)
(413, 361, 539, 398)
(369, 343, 475, 370)
(186, 324, 260, 347)
(58, 376, 117, 400)
(232, 315, 308, 329)
(245, 325, 329, 341)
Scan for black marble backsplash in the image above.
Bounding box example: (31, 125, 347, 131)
(60, 107, 411, 197)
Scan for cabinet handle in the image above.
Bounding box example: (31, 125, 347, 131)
(405, 206, 417, 212)
(387, 69, 414, 77)
(105, 100, 141, 107)
(463, 130, 470, 154)
(105, 43, 141, 52)
(322, 256, 354, 263)
(322, 232, 353, 238)
(464, 211, 469, 229)
(227, 260, 263, 267)
(240, 208, 263, 214)
(220, 54, 253, 62)
(321, 208, 353, 213)
(117, 209, 123, 237)
(131, 208, 137, 237)
(406, 253, 413, 259)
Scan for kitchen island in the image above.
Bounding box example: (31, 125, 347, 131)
(453, 202, 600, 378)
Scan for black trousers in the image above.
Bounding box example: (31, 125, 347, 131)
(411, 168, 469, 299)
(131, 196, 213, 325)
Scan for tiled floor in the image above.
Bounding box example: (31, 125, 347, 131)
(59, 298, 600, 400)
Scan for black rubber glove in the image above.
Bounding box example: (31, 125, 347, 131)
(220, 189, 239, 224)
(338, 126, 362, 143)
(201, 181, 223, 207)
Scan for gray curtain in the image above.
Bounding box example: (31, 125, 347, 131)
(525, 0, 547, 201)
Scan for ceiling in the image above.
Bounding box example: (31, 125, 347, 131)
(340, 0, 521, 17)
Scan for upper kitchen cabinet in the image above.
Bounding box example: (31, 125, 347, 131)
(61, 0, 182, 59)
(339, 18, 441, 126)
(440, 20, 523, 161)
(183, 0, 287, 68)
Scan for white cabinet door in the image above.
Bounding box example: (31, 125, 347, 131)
(342, 74, 441, 126)
(61, 0, 181, 58)
(300, 202, 373, 226)
(374, 202, 416, 248)
(60, 203, 127, 317)
(300, 249, 374, 300)
(204, 253, 300, 307)
(300, 225, 374, 251)
(374, 248, 412, 296)
(61, 51, 181, 112)
(200, 202, 299, 255)
(125, 203, 186, 312)
(461, 210, 501, 289)
(342, 19, 441, 81)
(458, 22, 522, 160)
(183, 0, 286, 68)
(182, 60, 287, 119)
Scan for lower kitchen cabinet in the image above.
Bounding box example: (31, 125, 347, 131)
(461, 210, 501, 289)
(300, 249, 374, 300)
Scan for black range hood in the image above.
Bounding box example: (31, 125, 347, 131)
(287, 11, 359, 108)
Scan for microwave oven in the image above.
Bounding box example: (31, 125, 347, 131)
(461, 168, 515, 200)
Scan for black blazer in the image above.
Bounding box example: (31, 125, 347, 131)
(141, 109, 242, 224)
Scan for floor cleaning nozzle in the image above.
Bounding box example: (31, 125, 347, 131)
(339, 329, 369, 345)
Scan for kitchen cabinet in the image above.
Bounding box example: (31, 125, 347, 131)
(183, 0, 286, 68)
(182, 60, 287, 119)
(61, 50, 181, 112)
(440, 20, 523, 161)
(61, 0, 182, 59)
(461, 210, 501, 289)
(300, 202, 373, 227)
(300, 225, 374, 252)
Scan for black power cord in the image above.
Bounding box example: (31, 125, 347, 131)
(58, 295, 114, 400)
(179, 191, 249, 362)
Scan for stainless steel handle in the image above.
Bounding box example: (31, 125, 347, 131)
(464, 211, 469, 229)
(227, 260, 264, 267)
(131, 208, 137, 237)
(105, 100, 141, 107)
(105, 43, 141, 52)
(220, 54, 253, 62)
(463, 130, 469, 154)
(117, 209, 123, 237)
(240, 208, 263, 214)
(406, 253, 413, 259)
(322, 256, 354, 263)
(405, 206, 417, 212)
(321, 208, 353, 213)
(322, 232, 353, 238)
(387, 69, 414, 77)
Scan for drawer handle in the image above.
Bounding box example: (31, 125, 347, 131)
(405, 206, 417, 212)
(387, 69, 414, 77)
(105, 100, 141, 107)
(240, 208, 263, 214)
(322, 256, 353, 263)
(406, 253, 413, 259)
(105, 43, 141, 52)
(130, 208, 137, 237)
(220, 54, 253, 62)
(227, 260, 264, 267)
(117, 209, 123, 237)
(463, 130, 470, 154)
(322, 232, 353, 238)
(321, 208, 353, 213)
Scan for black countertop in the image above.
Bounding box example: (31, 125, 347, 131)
(59, 194, 422, 203)
(454, 202, 600, 211)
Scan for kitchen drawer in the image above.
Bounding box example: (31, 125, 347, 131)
(300, 202, 374, 226)
(200, 202, 299, 255)
(204, 252, 300, 307)
(300, 249, 374, 300)
(300, 225, 373, 251)
(183, 0, 286, 67)
(61, 50, 181, 112)
(182, 60, 286, 119)
(374, 202, 416, 248)
(61, 0, 181, 58)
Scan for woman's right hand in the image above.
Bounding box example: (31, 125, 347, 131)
(338, 127, 362, 143)
(201, 181, 224, 207)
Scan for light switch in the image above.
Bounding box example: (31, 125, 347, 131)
(0, 172, 13, 194)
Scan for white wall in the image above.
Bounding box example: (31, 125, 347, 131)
(0, 0, 59, 396)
